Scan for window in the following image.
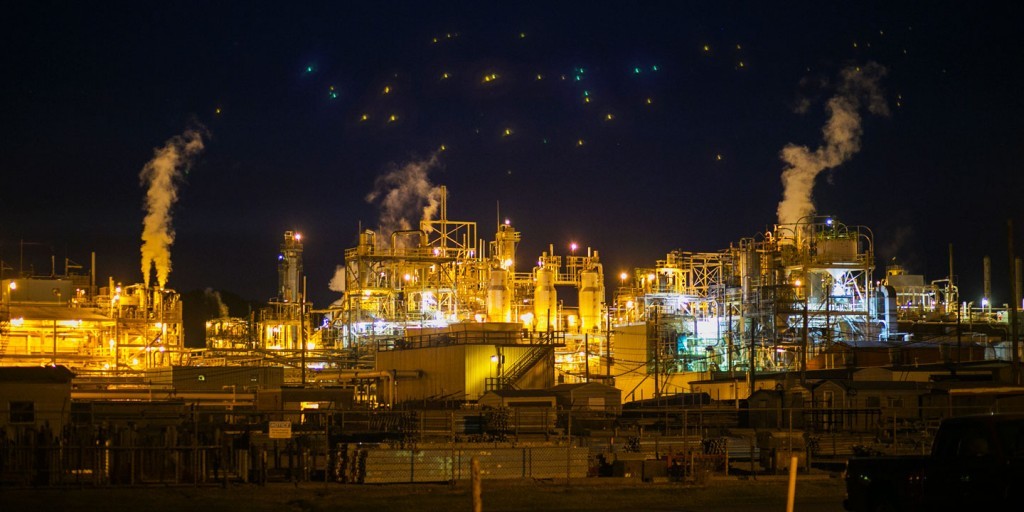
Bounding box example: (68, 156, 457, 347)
(9, 401, 34, 424)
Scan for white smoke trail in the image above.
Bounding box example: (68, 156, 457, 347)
(140, 127, 206, 288)
(328, 265, 347, 292)
(365, 152, 442, 244)
(777, 63, 888, 227)
(204, 287, 230, 318)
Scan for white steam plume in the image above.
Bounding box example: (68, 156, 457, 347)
(777, 63, 888, 226)
(204, 287, 230, 318)
(365, 152, 442, 245)
(328, 265, 347, 292)
(140, 127, 206, 288)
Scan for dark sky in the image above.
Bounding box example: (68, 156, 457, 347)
(2, 1, 1023, 308)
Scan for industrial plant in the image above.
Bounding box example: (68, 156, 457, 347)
(3, 182, 1022, 399)
(2, 178, 1023, 486)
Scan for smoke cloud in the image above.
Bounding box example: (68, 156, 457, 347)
(365, 152, 442, 244)
(328, 265, 346, 292)
(776, 63, 888, 226)
(140, 127, 206, 288)
(204, 287, 230, 318)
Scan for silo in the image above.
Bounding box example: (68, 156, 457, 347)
(534, 267, 558, 331)
(579, 268, 604, 332)
(486, 269, 511, 322)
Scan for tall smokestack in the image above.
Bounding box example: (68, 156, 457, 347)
(776, 63, 888, 227)
(139, 127, 206, 288)
(1017, 257, 1023, 308)
(984, 255, 992, 306)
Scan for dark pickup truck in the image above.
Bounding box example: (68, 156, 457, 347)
(844, 414, 1024, 511)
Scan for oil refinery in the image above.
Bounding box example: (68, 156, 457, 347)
(2, 185, 1021, 408)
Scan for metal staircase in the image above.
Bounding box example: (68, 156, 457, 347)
(498, 345, 552, 390)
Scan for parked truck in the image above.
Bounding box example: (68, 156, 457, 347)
(844, 414, 1024, 511)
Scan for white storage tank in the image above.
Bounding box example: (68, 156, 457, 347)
(486, 268, 511, 322)
(534, 267, 558, 331)
(578, 268, 604, 332)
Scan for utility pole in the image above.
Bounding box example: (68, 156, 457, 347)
(1009, 221, 1020, 385)
(951, 244, 960, 375)
(605, 306, 612, 378)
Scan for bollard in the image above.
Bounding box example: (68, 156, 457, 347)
(471, 457, 482, 512)
(786, 455, 798, 512)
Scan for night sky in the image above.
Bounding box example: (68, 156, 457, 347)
(2, 2, 1023, 309)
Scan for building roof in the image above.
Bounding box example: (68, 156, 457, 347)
(550, 382, 620, 393)
(9, 305, 114, 323)
(0, 365, 76, 383)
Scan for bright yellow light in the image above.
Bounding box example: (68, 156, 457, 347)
(131, 358, 139, 366)
(703, 44, 710, 52)
(567, 315, 577, 327)
(295, 233, 302, 241)
(576, 138, 585, 146)
(647, 273, 656, 282)
(442, 72, 449, 79)
(645, 98, 653, 105)
(389, 114, 397, 122)
(625, 300, 634, 309)
(605, 113, 614, 120)
(439, 144, 446, 151)
(360, 114, 369, 121)
(583, 97, 590, 103)
(11, 317, 24, 327)
(504, 128, 513, 136)
(536, 74, 543, 80)
(476, 314, 486, 323)
(794, 279, 803, 287)
(8, 282, 15, 290)
(619, 272, 628, 281)
(306, 342, 316, 350)
(501, 258, 513, 269)
(403, 274, 412, 281)
(383, 85, 391, 94)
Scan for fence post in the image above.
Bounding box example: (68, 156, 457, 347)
(750, 438, 756, 479)
(471, 457, 482, 512)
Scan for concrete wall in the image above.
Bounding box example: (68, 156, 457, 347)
(0, 381, 71, 435)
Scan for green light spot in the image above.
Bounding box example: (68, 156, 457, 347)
(306, 66, 313, 73)
(634, 67, 641, 74)
(651, 65, 659, 71)
(583, 90, 589, 96)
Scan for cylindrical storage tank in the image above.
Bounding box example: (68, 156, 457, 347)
(358, 230, 376, 255)
(486, 269, 511, 322)
(579, 269, 603, 332)
(534, 267, 558, 331)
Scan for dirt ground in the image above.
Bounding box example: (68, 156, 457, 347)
(0, 476, 846, 512)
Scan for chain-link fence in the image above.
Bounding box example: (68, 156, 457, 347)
(3, 402, 1023, 486)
